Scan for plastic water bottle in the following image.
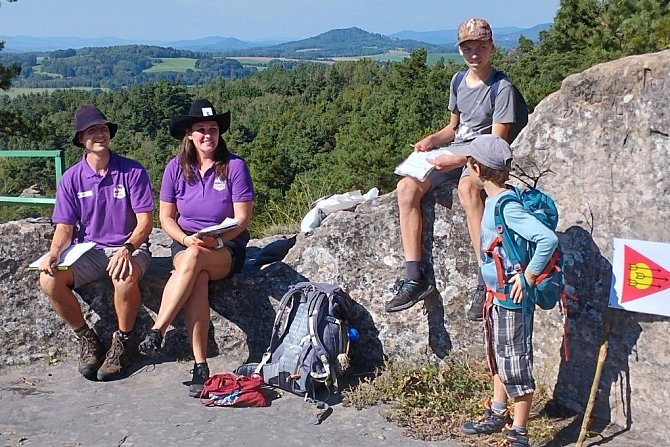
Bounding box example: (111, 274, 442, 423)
(347, 327, 359, 342)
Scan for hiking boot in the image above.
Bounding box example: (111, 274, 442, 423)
(189, 362, 210, 398)
(97, 331, 136, 382)
(466, 284, 486, 321)
(385, 279, 436, 313)
(460, 400, 512, 435)
(138, 329, 163, 358)
(77, 328, 104, 379)
(502, 426, 530, 447)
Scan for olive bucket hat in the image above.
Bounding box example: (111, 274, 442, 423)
(72, 104, 118, 148)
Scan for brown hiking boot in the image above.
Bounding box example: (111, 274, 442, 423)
(77, 328, 104, 379)
(97, 331, 136, 381)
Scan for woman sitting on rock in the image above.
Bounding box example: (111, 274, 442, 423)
(139, 99, 255, 397)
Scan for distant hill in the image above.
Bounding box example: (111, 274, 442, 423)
(1, 23, 551, 55)
(390, 24, 551, 48)
(225, 27, 447, 58)
(0, 35, 278, 53)
(0, 35, 140, 53)
(493, 24, 551, 47)
(163, 36, 256, 52)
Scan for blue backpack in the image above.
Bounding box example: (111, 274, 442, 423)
(254, 282, 354, 403)
(485, 186, 564, 311)
(453, 69, 529, 143)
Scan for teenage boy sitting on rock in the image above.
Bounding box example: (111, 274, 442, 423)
(386, 18, 520, 320)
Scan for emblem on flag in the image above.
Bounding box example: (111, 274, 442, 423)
(610, 238, 670, 317)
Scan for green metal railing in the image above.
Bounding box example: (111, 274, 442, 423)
(0, 150, 64, 205)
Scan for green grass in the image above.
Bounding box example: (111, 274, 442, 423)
(144, 57, 198, 73)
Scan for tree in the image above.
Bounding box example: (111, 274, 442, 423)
(0, 41, 20, 91)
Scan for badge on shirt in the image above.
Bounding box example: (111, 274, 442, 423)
(213, 177, 227, 191)
(113, 184, 127, 199)
(77, 190, 93, 199)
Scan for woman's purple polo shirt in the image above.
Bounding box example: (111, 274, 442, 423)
(52, 152, 154, 248)
(159, 154, 255, 243)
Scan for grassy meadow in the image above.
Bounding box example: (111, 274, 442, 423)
(143, 57, 198, 73)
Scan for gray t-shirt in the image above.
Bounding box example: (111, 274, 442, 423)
(448, 69, 517, 143)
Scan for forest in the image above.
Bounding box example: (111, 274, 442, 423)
(0, 0, 669, 236)
(0, 46, 257, 89)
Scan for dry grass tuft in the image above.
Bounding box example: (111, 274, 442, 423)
(342, 357, 570, 446)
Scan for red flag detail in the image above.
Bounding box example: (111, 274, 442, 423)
(622, 244, 670, 302)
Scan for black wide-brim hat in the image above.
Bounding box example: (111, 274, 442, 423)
(72, 104, 118, 148)
(169, 99, 231, 139)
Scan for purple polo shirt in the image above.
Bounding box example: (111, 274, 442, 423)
(52, 152, 154, 248)
(160, 154, 255, 244)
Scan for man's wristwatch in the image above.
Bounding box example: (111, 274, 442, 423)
(123, 242, 136, 253)
(215, 237, 225, 249)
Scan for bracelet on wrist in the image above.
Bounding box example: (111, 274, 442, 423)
(182, 235, 187, 245)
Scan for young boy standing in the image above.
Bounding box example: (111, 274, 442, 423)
(455, 135, 558, 446)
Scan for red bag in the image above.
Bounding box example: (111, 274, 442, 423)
(200, 373, 269, 407)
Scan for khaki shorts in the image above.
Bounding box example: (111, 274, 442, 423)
(70, 245, 151, 288)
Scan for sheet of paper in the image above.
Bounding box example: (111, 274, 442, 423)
(28, 241, 97, 270)
(195, 217, 240, 238)
(394, 147, 455, 181)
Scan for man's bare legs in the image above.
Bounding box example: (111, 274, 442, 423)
(39, 261, 143, 380)
(39, 269, 85, 330)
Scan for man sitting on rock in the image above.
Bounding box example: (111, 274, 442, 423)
(38, 104, 154, 381)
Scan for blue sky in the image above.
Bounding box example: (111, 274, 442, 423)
(0, 0, 560, 42)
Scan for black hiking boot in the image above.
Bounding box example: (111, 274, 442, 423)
(502, 426, 530, 447)
(189, 362, 210, 398)
(461, 400, 512, 436)
(97, 331, 136, 382)
(76, 327, 104, 379)
(466, 284, 486, 321)
(138, 329, 163, 358)
(385, 279, 436, 313)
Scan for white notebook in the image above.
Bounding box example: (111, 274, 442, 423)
(195, 217, 240, 238)
(394, 147, 455, 181)
(28, 241, 96, 270)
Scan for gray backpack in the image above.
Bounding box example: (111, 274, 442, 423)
(255, 282, 354, 402)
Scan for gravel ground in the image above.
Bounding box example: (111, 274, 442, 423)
(0, 357, 652, 447)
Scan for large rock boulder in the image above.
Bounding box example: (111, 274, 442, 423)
(0, 185, 479, 373)
(512, 49, 670, 440)
(0, 50, 668, 442)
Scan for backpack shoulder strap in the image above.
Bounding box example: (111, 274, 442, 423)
(493, 188, 526, 267)
(489, 70, 508, 109)
(453, 69, 468, 97)
(254, 284, 303, 374)
(306, 285, 333, 380)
